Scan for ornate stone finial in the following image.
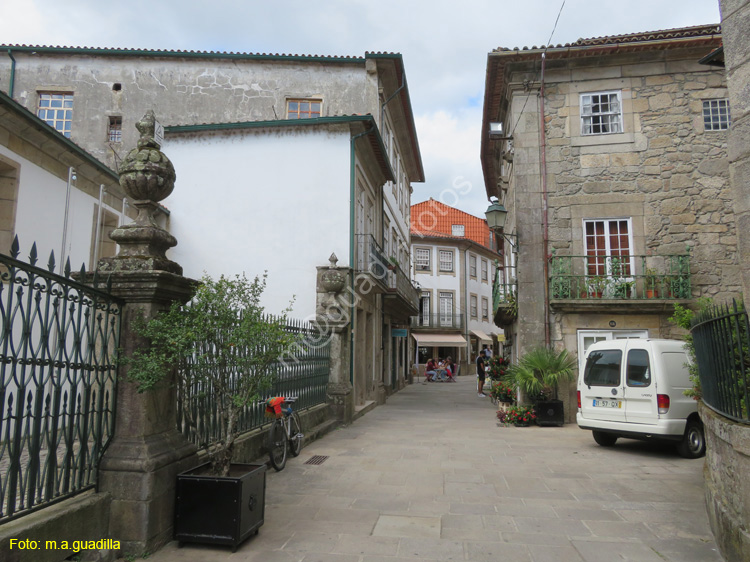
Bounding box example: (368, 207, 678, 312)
(99, 110, 182, 275)
(319, 253, 345, 294)
(118, 110, 176, 205)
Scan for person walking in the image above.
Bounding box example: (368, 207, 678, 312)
(476, 353, 486, 397)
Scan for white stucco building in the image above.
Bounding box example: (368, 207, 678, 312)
(410, 199, 502, 374)
(0, 46, 424, 406)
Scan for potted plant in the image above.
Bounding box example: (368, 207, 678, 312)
(497, 404, 536, 426)
(489, 380, 516, 404)
(587, 276, 607, 298)
(644, 268, 660, 298)
(495, 290, 518, 326)
(485, 355, 508, 382)
(128, 272, 299, 550)
(503, 346, 576, 427)
(613, 279, 635, 299)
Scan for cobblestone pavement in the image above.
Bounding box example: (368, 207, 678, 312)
(144, 375, 723, 562)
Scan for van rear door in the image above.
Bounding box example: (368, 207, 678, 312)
(622, 347, 657, 424)
(580, 347, 626, 423)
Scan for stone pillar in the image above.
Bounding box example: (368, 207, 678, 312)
(92, 111, 198, 555)
(722, 0, 750, 299)
(316, 254, 354, 424)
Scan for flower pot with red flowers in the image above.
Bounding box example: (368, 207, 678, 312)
(497, 404, 536, 426)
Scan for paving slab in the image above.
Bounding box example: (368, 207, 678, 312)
(141, 375, 724, 562)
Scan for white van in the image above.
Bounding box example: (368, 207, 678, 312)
(577, 339, 705, 458)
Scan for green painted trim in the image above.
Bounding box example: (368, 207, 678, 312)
(166, 115, 395, 183)
(1, 44, 365, 64)
(165, 114, 373, 134)
(0, 89, 119, 182)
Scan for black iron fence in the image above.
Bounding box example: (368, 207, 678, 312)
(0, 238, 122, 522)
(176, 318, 331, 448)
(692, 300, 750, 424)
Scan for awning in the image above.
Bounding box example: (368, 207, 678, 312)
(412, 333, 468, 347)
(470, 329, 493, 343)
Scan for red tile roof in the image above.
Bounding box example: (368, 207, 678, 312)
(411, 199, 496, 252)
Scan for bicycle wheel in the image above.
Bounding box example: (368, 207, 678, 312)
(268, 419, 287, 471)
(288, 412, 303, 457)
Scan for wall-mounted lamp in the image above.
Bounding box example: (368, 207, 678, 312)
(485, 199, 518, 251)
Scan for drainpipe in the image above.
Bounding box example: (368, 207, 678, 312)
(92, 185, 105, 267)
(7, 49, 16, 98)
(539, 53, 551, 346)
(60, 167, 75, 274)
(350, 125, 375, 385)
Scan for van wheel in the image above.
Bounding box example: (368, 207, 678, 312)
(676, 420, 706, 459)
(592, 430, 618, 447)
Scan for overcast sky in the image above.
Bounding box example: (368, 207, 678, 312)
(2, 0, 721, 219)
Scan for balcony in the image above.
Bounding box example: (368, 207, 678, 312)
(384, 263, 420, 318)
(548, 252, 691, 313)
(410, 313, 465, 331)
(354, 234, 390, 294)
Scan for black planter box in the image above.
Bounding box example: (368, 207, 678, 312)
(174, 462, 266, 551)
(535, 399, 564, 427)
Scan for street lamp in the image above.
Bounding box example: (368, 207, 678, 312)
(485, 200, 518, 251)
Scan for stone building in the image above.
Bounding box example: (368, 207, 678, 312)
(480, 24, 740, 420)
(0, 88, 137, 264)
(410, 199, 503, 375)
(0, 46, 424, 409)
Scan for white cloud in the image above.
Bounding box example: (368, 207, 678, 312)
(0, 0, 722, 219)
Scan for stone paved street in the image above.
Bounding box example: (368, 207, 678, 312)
(145, 375, 723, 562)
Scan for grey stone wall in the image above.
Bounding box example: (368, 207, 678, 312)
(1, 53, 372, 170)
(700, 403, 750, 562)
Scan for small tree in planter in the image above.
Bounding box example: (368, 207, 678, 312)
(503, 346, 576, 426)
(127, 272, 298, 477)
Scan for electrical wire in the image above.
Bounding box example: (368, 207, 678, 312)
(507, 0, 567, 139)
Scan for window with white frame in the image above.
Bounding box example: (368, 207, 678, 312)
(470, 295, 478, 318)
(481, 259, 488, 282)
(452, 224, 465, 237)
(38, 93, 73, 137)
(584, 219, 634, 279)
(108, 116, 122, 143)
(481, 297, 489, 320)
(439, 249, 454, 273)
(419, 292, 431, 326)
(439, 292, 454, 327)
(469, 254, 477, 278)
(415, 248, 431, 271)
(580, 91, 622, 135)
(703, 99, 731, 131)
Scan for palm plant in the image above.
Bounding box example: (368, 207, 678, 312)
(503, 346, 577, 401)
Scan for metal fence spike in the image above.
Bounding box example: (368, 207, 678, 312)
(64, 258, 71, 278)
(29, 243, 38, 266)
(11, 235, 20, 259)
(47, 250, 56, 273)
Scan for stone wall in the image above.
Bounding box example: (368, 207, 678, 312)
(541, 50, 739, 306)
(700, 403, 750, 562)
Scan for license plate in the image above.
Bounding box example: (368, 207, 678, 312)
(593, 399, 622, 408)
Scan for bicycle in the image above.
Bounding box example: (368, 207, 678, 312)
(266, 396, 303, 471)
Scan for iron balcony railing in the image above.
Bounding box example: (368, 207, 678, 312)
(493, 263, 516, 311)
(355, 234, 390, 288)
(387, 264, 420, 309)
(176, 318, 330, 448)
(692, 301, 750, 424)
(410, 313, 465, 330)
(548, 252, 691, 300)
(0, 237, 122, 522)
